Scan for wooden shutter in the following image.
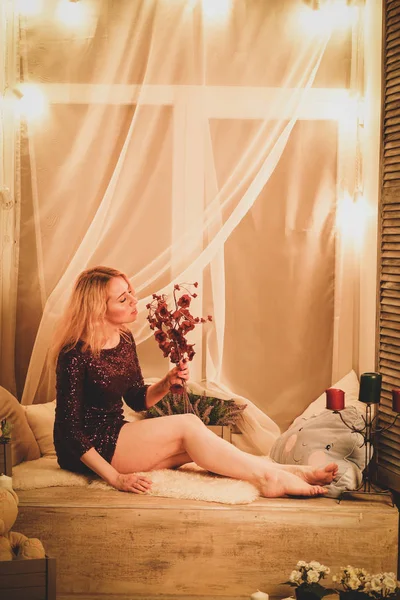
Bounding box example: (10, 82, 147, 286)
(376, 0, 400, 492)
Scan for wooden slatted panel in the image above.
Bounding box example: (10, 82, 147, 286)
(377, 0, 400, 492)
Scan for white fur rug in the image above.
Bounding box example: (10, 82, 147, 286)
(12, 457, 259, 505)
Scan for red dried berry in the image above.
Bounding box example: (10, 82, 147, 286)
(177, 294, 191, 308)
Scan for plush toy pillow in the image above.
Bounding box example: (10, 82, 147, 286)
(270, 406, 366, 498)
(0, 387, 40, 466)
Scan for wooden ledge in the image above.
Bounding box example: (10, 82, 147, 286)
(17, 487, 398, 512)
(15, 487, 398, 600)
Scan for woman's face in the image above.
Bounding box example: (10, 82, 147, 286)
(105, 276, 138, 326)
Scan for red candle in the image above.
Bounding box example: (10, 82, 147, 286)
(326, 388, 345, 411)
(392, 389, 400, 413)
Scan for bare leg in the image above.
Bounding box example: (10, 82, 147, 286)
(112, 415, 332, 497)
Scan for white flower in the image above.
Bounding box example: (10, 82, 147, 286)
(332, 576, 338, 583)
(307, 571, 320, 584)
(297, 561, 307, 568)
(309, 561, 321, 570)
(290, 570, 302, 584)
(348, 577, 361, 590)
(370, 577, 383, 593)
(383, 575, 396, 593)
(321, 566, 330, 575)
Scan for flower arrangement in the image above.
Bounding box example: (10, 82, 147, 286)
(145, 390, 246, 426)
(0, 419, 12, 443)
(284, 561, 334, 599)
(147, 283, 212, 394)
(333, 567, 400, 599)
(365, 573, 400, 599)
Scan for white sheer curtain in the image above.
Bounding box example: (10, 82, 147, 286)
(2, 0, 361, 451)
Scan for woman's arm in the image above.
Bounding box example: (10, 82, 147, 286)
(123, 334, 189, 410)
(55, 349, 94, 458)
(80, 448, 151, 493)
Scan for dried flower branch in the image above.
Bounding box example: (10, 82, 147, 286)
(147, 283, 212, 394)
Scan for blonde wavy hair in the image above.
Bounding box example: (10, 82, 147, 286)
(51, 266, 132, 361)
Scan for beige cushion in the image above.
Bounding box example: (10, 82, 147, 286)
(289, 370, 363, 429)
(0, 387, 40, 466)
(23, 399, 143, 458)
(25, 400, 57, 457)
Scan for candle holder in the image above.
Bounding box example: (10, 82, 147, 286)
(328, 373, 400, 504)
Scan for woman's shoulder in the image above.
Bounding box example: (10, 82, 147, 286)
(57, 342, 87, 366)
(121, 329, 135, 345)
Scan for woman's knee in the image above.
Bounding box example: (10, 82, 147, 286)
(175, 413, 204, 432)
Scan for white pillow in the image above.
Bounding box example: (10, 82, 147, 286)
(289, 370, 363, 430)
(24, 400, 56, 457)
(122, 403, 144, 422)
(24, 399, 142, 458)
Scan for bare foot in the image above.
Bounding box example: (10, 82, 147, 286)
(277, 462, 338, 485)
(259, 470, 328, 498)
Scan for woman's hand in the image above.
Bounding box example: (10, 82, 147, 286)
(112, 473, 152, 494)
(166, 359, 190, 389)
(145, 360, 191, 407)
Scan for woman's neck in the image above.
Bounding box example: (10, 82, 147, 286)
(101, 328, 121, 349)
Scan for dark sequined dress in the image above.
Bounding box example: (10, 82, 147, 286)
(54, 332, 148, 474)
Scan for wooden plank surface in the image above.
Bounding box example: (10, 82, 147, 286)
(46, 556, 56, 600)
(57, 596, 261, 600)
(16, 486, 397, 511)
(0, 572, 46, 588)
(15, 488, 399, 599)
(0, 557, 48, 575)
(5, 589, 47, 600)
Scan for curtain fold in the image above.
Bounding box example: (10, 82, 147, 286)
(3, 0, 358, 444)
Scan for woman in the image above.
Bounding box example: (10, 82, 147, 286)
(53, 266, 338, 497)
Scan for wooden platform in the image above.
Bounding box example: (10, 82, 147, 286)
(15, 488, 399, 599)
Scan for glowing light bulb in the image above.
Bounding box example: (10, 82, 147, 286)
(56, 0, 88, 27)
(337, 192, 370, 247)
(298, 1, 358, 35)
(17, 84, 47, 120)
(17, 0, 44, 16)
(201, 0, 232, 21)
(327, 0, 358, 30)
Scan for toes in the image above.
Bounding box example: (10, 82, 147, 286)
(310, 485, 327, 495)
(325, 462, 338, 473)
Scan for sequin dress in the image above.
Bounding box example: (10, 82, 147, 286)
(54, 332, 148, 474)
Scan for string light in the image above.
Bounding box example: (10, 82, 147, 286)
(16, 0, 44, 16)
(337, 192, 368, 246)
(15, 84, 47, 120)
(187, 0, 232, 21)
(304, 0, 359, 8)
(56, 0, 88, 27)
(201, 0, 232, 20)
(298, 0, 358, 34)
